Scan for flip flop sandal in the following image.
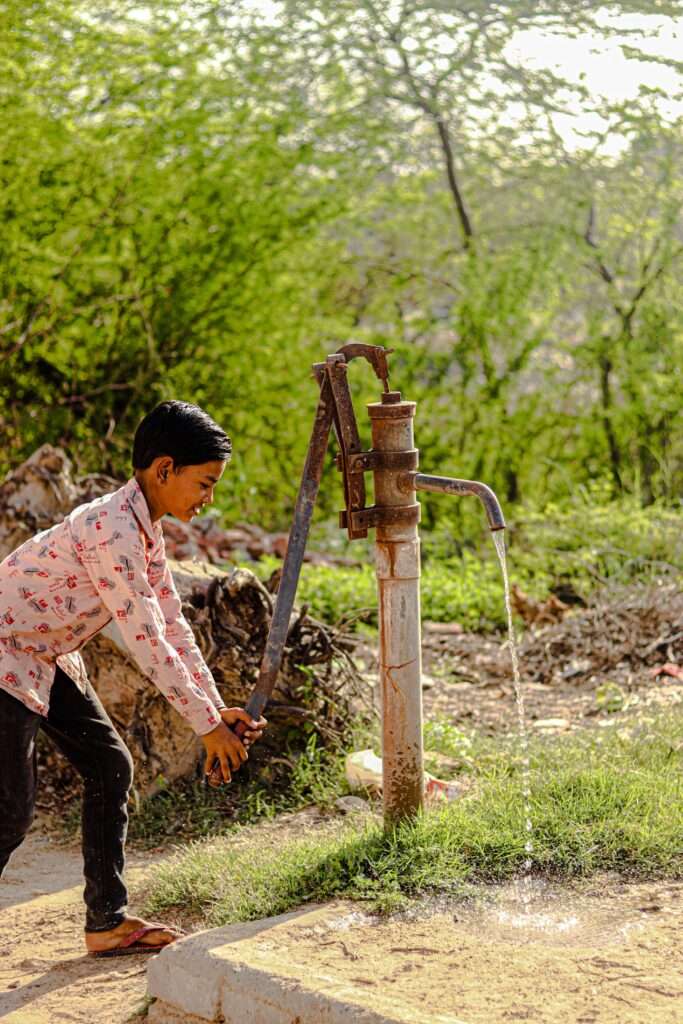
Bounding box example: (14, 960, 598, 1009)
(88, 924, 185, 958)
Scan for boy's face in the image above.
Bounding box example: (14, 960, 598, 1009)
(161, 459, 228, 523)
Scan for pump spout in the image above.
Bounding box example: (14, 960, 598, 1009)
(400, 472, 506, 531)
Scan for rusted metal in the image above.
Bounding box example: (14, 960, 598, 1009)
(209, 345, 393, 784)
(207, 369, 336, 787)
(246, 345, 397, 735)
(402, 473, 506, 531)
(211, 342, 508, 826)
(343, 450, 419, 474)
(249, 375, 335, 711)
(336, 342, 393, 391)
(368, 390, 424, 823)
(340, 503, 421, 532)
(326, 356, 367, 540)
(367, 399, 416, 421)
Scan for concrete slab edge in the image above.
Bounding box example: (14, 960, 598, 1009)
(147, 1001, 208, 1024)
(147, 922, 408, 1024)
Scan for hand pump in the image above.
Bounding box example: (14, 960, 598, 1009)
(209, 344, 505, 825)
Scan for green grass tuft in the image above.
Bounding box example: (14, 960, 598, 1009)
(144, 711, 683, 927)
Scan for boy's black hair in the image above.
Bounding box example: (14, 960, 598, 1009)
(132, 401, 232, 470)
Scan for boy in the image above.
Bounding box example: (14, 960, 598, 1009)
(0, 401, 265, 957)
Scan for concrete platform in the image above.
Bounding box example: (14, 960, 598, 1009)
(146, 905, 419, 1024)
(147, 882, 683, 1024)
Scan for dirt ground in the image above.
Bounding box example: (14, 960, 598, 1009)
(421, 637, 683, 740)
(0, 832, 167, 1023)
(417, 584, 683, 738)
(2, 833, 682, 1024)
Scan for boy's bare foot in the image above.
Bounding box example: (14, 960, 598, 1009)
(85, 915, 184, 955)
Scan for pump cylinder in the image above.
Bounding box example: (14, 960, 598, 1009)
(368, 392, 423, 824)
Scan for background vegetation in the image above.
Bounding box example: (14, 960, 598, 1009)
(2, 1, 683, 541)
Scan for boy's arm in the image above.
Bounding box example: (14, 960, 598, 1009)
(79, 527, 223, 736)
(147, 537, 227, 712)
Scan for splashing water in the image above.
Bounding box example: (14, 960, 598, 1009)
(492, 530, 534, 906)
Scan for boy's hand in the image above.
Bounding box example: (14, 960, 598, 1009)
(219, 707, 267, 749)
(202, 720, 248, 785)
(203, 709, 268, 786)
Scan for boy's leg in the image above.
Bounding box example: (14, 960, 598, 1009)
(40, 667, 133, 932)
(0, 688, 40, 875)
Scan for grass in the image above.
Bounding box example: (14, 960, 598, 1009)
(253, 550, 513, 631)
(119, 732, 355, 847)
(143, 709, 683, 926)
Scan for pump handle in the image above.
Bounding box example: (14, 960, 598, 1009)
(336, 343, 393, 392)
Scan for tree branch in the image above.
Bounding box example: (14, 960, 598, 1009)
(434, 116, 474, 247)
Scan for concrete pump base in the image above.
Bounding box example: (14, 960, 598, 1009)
(146, 881, 683, 1024)
(146, 904, 413, 1024)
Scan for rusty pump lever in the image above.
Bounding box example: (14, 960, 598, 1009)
(207, 344, 393, 786)
(208, 344, 506, 811)
(335, 342, 393, 392)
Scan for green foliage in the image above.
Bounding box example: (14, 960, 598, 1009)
(2, 2, 683, 526)
(253, 552, 507, 630)
(286, 733, 351, 810)
(116, 733, 354, 847)
(144, 711, 683, 925)
(594, 683, 627, 714)
(0, 0, 379, 522)
(507, 489, 683, 597)
(252, 498, 683, 634)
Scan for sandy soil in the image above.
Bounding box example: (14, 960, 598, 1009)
(0, 832, 175, 1024)
(0, 810, 342, 1024)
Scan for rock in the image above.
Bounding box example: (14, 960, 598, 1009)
(423, 621, 463, 635)
(532, 717, 570, 731)
(0, 445, 116, 559)
(334, 796, 371, 814)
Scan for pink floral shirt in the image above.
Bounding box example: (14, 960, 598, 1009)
(0, 477, 225, 735)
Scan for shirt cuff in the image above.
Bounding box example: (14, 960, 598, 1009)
(193, 706, 223, 736)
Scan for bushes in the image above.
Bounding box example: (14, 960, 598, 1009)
(253, 496, 683, 632)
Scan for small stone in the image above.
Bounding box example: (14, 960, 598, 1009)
(423, 621, 463, 635)
(335, 796, 371, 814)
(421, 674, 436, 691)
(18, 957, 47, 969)
(532, 718, 570, 730)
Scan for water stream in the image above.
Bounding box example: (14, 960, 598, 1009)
(492, 530, 534, 904)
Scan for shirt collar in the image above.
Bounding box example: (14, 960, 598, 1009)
(124, 477, 162, 546)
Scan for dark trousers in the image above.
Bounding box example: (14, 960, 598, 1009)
(0, 667, 133, 931)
